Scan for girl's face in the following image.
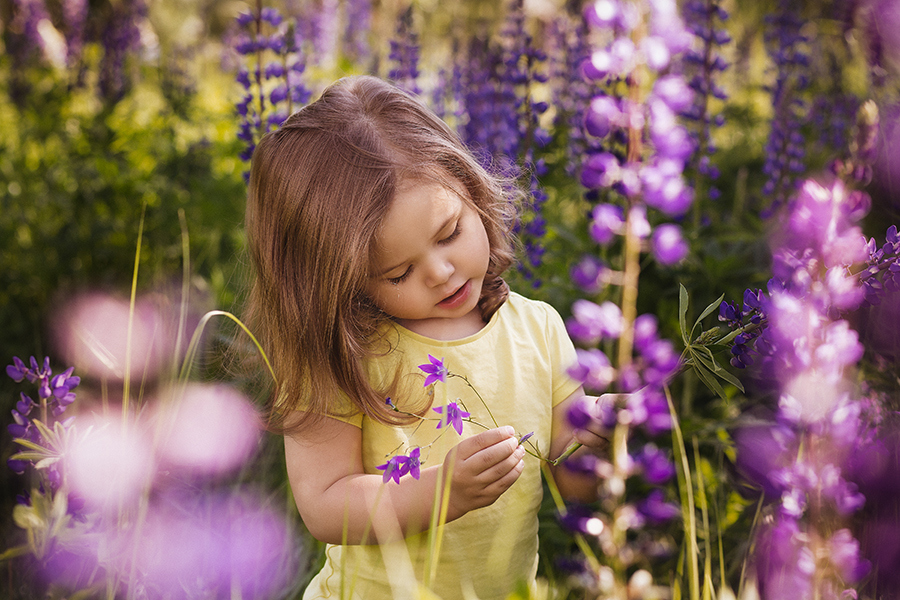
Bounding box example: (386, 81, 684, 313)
(366, 179, 491, 337)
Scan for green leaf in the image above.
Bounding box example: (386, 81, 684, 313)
(692, 293, 725, 337)
(694, 347, 745, 392)
(0, 544, 31, 562)
(690, 350, 728, 399)
(679, 284, 690, 346)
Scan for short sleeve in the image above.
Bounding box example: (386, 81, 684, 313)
(276, 386, 364, 429)
(542, 302, 582, 406)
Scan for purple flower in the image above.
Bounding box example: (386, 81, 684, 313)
(406, 447, 421, 480)
(559, 504, 605, 535)
(567, 299, 624, 345)
(589, 203, 624, 244)
(734, 421, 798, 500)
(433, 402, 470, 435)
(636, 489, 680, 524)
(651, 75, 694, 112)
(584, 0, 618, 29)
(377, 455, 410, 484)
(418, 355, 448, 387)
(651, 224, 689, 265)
(827, 529, 871, 583)
(570, 255, 608, 294)
(6, 356, 28, 382)
(582, 153, 621, 190)
(635, 444, 675, 484)
(755, 516, 815, 599)
(567, 349, 615, 392)
(584, 95, 620, 137)
(567, 395, 597, 430)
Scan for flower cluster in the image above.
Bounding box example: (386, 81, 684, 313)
(579, 0, 696, 267)
(449, 0, 551, 281)
(727, 170, 877, 597)
(98, 0, 147, 104)
(377, 447, 421, 484)
(860, 224, 900, 305)
(376, 356, 530, 484)
(387, 6, 421, 97)
(718, 288, 766, 368)
(234, 6, 312, 166)
(4, 352, 296, 598)
(681, 0, 731, 205)
(547, 10, 594, 180)
(760, 4, 811, 214)
(6, 356, 80, 476)
(342, 0, 372, 65)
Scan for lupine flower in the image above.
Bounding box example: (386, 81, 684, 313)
(153, 384, 262, 477)
(681, 0, 731, 204)
(755, 516, 815, 599)
(342, 0, 372, 63)
(233, 5, 312, 174)
(418, 355, 448, 386)
(634, 444, 675, 484)
(67, 415, 155, 510)
(570, 255, 608, 294)
(127, 491, 298, 599)
(651, 224, 689, 265)
(433, 402, 470, 435)
(54, 293, 174, 381)
(589, 202, 625, 243)
(387, 5, 421, 96)
(760, 5, 811, 213)
(98, 0, 147, 104)
(567, 299, 624, 345)
(567, 348, 615, 392)
(635, 489, 680, 524)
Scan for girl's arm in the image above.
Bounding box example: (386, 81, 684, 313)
(549, 388, 615, 502)
(284, 414, 526, 545)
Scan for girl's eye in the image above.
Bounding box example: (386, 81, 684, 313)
(388, 267, 411, 285)
(438, 222, 462, 246)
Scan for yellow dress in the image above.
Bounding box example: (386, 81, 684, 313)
(302, 293, 580, 600)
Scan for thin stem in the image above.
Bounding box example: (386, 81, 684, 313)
(122, 202, 147, 424)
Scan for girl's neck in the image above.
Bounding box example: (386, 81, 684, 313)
(395, 305, 487, 341)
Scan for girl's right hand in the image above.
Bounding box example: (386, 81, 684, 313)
(444, 426, 526, 517)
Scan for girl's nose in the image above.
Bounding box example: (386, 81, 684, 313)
(425, 255, 454, 287)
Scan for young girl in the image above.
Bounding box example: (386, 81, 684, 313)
(245, 75, 606, 599)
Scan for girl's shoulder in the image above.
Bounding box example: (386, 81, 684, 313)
(503, 291, 565, 324)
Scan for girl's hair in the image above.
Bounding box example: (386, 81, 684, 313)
(245, 75, 519, 434)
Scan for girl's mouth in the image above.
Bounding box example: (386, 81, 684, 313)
(438, 280, 472, 309)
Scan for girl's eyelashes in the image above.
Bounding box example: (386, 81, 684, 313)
(388, 267, 411, 285)
(384, 221, 461, 285)
(438, 222, 462, 246)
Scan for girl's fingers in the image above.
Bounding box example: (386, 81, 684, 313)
(472, 444, 525, 482)
(466, 435, 519, 474)
(456, 426, 516, 461)
(573, 427, 609, 450)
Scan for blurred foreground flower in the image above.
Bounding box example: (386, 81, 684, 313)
(54, 293, 175, 382)
(5, 313, 299, 597)
(153, 383, 262, 477)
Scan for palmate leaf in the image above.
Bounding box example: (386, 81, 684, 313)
(679, 284, 744, 400)
(11, 420, 93, 471)
(693, 346, 745, 392)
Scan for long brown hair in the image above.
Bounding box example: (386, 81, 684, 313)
(244, 75, 519, 434)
